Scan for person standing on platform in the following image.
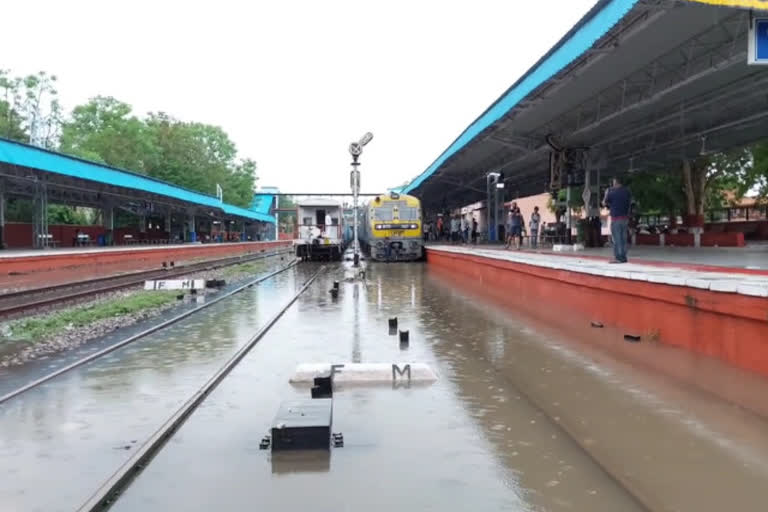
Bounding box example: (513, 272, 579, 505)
(436, 215, 444, 242)
(604, 177, 632, 263)
(472, 217, 478, 244)
(506, 203, 523, 250)
(450, 215, 460, 244)
(529, 206, 541, 249)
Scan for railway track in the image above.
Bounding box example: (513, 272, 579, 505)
(0, 259, 301, 405)
(76, 266, 325, 512)
(0, 248, 294, 319)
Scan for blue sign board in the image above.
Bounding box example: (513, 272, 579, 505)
(758, 19, 768, 62)
(750, 18, 768, 65)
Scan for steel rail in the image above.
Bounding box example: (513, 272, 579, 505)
(0, 259, 300, 405)
(0, 248, 293, 318)
(77, 266, 325, 512)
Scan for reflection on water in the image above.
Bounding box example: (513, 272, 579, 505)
(111, 262, 644, 512)
(6, 262, 768, 512)
(0, 266, 302, 512)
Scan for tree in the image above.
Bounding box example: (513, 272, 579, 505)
(680, 147, 753, 219)
(19, 71, 62, 149)
(143, 113, 255, 207)
(48, 205, 91, 225)
(225, 158, 258, 207)
(60, 96, 155, 171)
(0, 70, 26, 141)
(734, 141, 768, 201)
(626, 170, 684, 219)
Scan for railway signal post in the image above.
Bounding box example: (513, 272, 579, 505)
(349, 132, 373, 267)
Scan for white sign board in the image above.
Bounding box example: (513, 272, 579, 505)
(144, 279, 206, 291)
(290, 363, 438, 384)
(748, 18, 768, 66)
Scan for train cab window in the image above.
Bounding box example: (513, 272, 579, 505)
(331, 217, 339, 225)
(302, 217, 313, 225)
(400, 206, 419, 220)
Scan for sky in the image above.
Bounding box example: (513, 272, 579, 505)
(1, 0, 597, 195)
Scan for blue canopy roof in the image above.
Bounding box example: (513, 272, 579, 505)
(0, 137, 274, 223)
(402, 0, 641, 195)
(250, 191, 276, 215)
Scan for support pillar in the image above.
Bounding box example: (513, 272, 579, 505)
(32, 181, 49, 249)
(139, 214, 147, 234)
(103, 205, 114, 246)
(165, 213, 171, 240)
(188, 214, 196, 242)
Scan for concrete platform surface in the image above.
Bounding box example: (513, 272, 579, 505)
(428, 245, 768, 297)
(0, 242, 236, 259)
(533, 243, 768, 271)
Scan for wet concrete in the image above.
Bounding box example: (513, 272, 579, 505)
(0, 265, 302, 512)
(5, 262, 768, 511)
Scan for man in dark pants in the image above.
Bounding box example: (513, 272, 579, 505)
(604, 177, 632, 263)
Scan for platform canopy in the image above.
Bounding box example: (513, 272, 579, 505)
(0, 137, 274, 223)
(401, 0, 768, 210)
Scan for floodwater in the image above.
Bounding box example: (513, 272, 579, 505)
(0, 261, 301, 512)
(4, 261, 768, 511)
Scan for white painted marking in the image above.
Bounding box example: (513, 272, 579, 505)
(144, 279, 206, 291)
(290, 363, 438, 384)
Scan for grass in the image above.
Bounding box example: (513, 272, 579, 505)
(3, 291, 180, 343)
(221, 261, 262, 277)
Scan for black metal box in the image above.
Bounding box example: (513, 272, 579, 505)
(271, 399, 332, 451)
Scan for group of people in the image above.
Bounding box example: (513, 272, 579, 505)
(418, 176, 632, 263)
(424, 214, 479, 244)
(505, 204, 541, 250)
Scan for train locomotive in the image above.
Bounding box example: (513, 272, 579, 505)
(361, 192, 423, 262)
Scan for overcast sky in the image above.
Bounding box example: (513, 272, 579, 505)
(2, 0, 596, 195)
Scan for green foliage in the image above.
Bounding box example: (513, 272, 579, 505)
(4, 198, 34, 222)
(47, 205, 91, 225)
(0, 70, 61, 148)
(3, 291, 178, 343)
(626, 170, 684, 216)
(60, 96, 155, 171)
(60, 101, 257, 207)
(737, 141, 768, 200)
(5, 198, 93, 225)
(628, 144, 764, 218)
(545, 188, 582, 216)
(0, 70, 26, 141)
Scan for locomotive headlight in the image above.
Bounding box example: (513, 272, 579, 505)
(376, 224, 383, 230)
(410, 224, 417, 229)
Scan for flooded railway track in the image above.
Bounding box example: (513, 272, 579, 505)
(0, 258, 301, 405)
(77, 266, 325, 512)
(3, 262, 768, 512)
(0, 248, 294, 320)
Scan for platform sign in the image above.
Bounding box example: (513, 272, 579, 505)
(144, 279, 205, 290)
(748, 17, 768, 65)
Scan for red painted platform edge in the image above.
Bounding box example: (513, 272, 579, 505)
(1, 241, 292, 274)
(426, 248, 768, 379)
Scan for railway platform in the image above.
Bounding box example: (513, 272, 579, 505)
(0, 241, 290, 292)
(426, 244, 768, 385)
(523, 243, 768, 272)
